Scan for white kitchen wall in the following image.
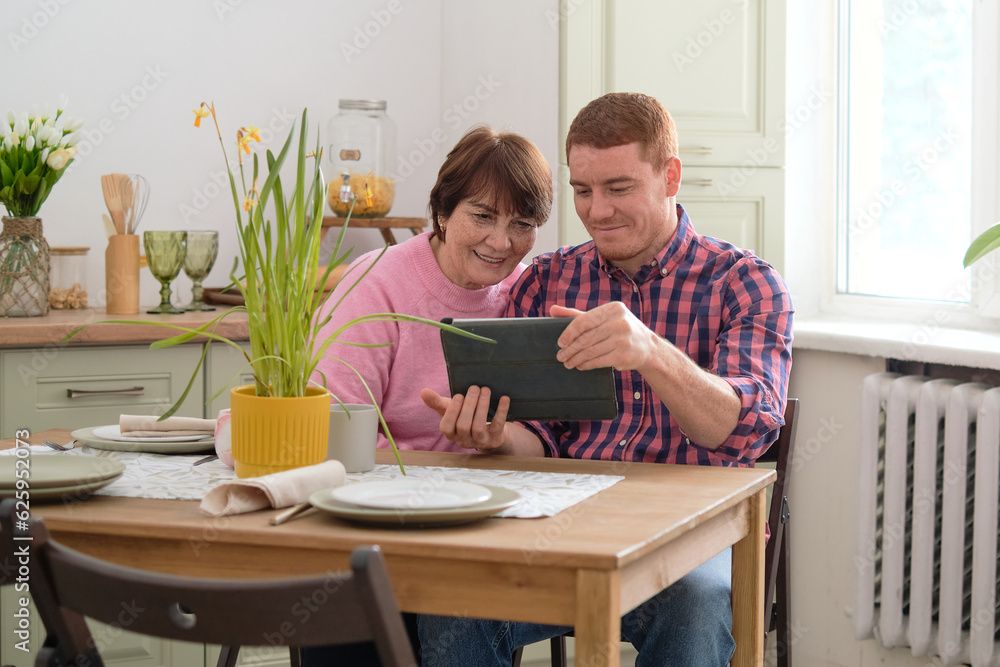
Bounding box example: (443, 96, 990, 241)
(3, 0, 560, 310)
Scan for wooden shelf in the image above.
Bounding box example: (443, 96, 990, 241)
(321, 216, 427, 245)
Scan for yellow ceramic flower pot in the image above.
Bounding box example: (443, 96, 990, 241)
(230, 385, 331, 478)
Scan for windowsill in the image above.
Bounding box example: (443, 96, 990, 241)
(793, 315, 1000, 371)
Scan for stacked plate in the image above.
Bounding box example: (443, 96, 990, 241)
(72, 425, 215, 454)
(0, 455, 126, 502)
(309, 479, 521, 527)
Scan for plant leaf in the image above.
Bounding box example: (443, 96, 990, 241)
(964, 222, 1000, 268)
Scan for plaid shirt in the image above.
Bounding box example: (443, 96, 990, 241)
(507, 205, 793, 467)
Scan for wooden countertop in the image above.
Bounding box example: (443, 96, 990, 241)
(0, 307, 250, 348)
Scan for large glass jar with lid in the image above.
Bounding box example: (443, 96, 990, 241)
(326, 99, 397, 218)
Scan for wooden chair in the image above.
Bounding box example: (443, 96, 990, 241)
(23, 513, 417, 667)
(513, 398, 799, 667)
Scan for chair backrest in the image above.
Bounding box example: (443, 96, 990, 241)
(24, 514, 417, 667)
(757, 397, 799, 632)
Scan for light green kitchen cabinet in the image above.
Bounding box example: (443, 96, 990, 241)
(0, 341, 263, 435)
(203, 341, 255, 418)
(205, 645, 292, 667)
(0, 345, 205, 435)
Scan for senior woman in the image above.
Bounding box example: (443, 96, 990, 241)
(303, 126, 551, 665)
(310, 124, 553, 454)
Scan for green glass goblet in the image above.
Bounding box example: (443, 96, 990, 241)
(143, 231, 187, 314)
(182, 230, 219, 311)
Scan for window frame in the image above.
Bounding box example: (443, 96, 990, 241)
(829, 0, 1000, 328)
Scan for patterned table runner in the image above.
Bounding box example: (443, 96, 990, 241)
(3, 446, 624, 519)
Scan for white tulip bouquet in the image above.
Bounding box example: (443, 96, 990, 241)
(0, 97, 83, 217)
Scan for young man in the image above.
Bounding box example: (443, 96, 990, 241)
(420, 92, 793, 667)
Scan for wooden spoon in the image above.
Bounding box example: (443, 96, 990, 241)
(100, 174, 124, 235)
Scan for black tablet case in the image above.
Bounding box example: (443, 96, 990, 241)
(440, 317, 619, 422)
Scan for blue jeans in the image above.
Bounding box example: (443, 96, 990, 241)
(418, 548, 734, 667)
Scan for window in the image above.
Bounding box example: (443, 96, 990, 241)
(838, 0, 998, 310)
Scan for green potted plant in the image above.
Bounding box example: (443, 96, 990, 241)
(69, 103, 486, 477)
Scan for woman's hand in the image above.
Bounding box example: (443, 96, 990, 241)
(420, 387, 546, 456)
(419, 386, 511, 453)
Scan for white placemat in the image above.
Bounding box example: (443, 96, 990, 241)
(2, 447, 623, 519)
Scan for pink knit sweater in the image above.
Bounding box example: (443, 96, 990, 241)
(311, 231, 525, 453)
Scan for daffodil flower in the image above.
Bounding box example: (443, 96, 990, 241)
(193, 103, 212, 128)
(243, 178, 259, 211)
(364, 183, 374, 207)
(237, 126, 261, 155)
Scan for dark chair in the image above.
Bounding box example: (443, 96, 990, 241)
(23, 512, 417, 667)
(513, 398, 800, 667)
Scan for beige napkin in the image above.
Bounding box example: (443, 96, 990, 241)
(120, 414, 217, 437)
(199, 460, 346, 516)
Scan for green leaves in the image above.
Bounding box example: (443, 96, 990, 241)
(964, 222, 1000, 268)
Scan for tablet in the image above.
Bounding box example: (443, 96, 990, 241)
(439, 317, 619, 422)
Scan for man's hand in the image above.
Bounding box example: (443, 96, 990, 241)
(552, 303, 659, 373)
(550, 302, 741, 448)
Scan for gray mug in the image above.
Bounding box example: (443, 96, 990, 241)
(327, 404, 378, 473)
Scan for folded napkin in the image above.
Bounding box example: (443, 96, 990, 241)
(120, 414, 217, 438)
(199, 460, 346, 516)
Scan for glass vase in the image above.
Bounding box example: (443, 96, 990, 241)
(0, 217, 51, 317)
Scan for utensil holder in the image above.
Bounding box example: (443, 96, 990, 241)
(105, 234, 139, 314)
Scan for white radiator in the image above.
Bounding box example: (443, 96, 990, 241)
(855, 372, 1000, 666)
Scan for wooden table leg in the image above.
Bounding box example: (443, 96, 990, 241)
(731, 488, 767, 667)
(575, 570, 621, 667)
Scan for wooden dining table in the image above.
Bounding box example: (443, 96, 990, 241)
(5, 428, 774, 667)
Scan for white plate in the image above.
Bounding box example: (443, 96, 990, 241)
(72, 427, 214, 454)
(92, 424, 210, 443)
(330, 479, 492, 510)
(310, 485, 520, 527)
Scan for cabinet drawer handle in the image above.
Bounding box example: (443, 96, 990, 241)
(684, 179, 714, 187)
(66, 386, 145, 399)
(679, 147, 713, 154)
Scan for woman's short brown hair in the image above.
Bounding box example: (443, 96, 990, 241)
(429, 125, 553, 239)
(565, 92, 678, 171)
